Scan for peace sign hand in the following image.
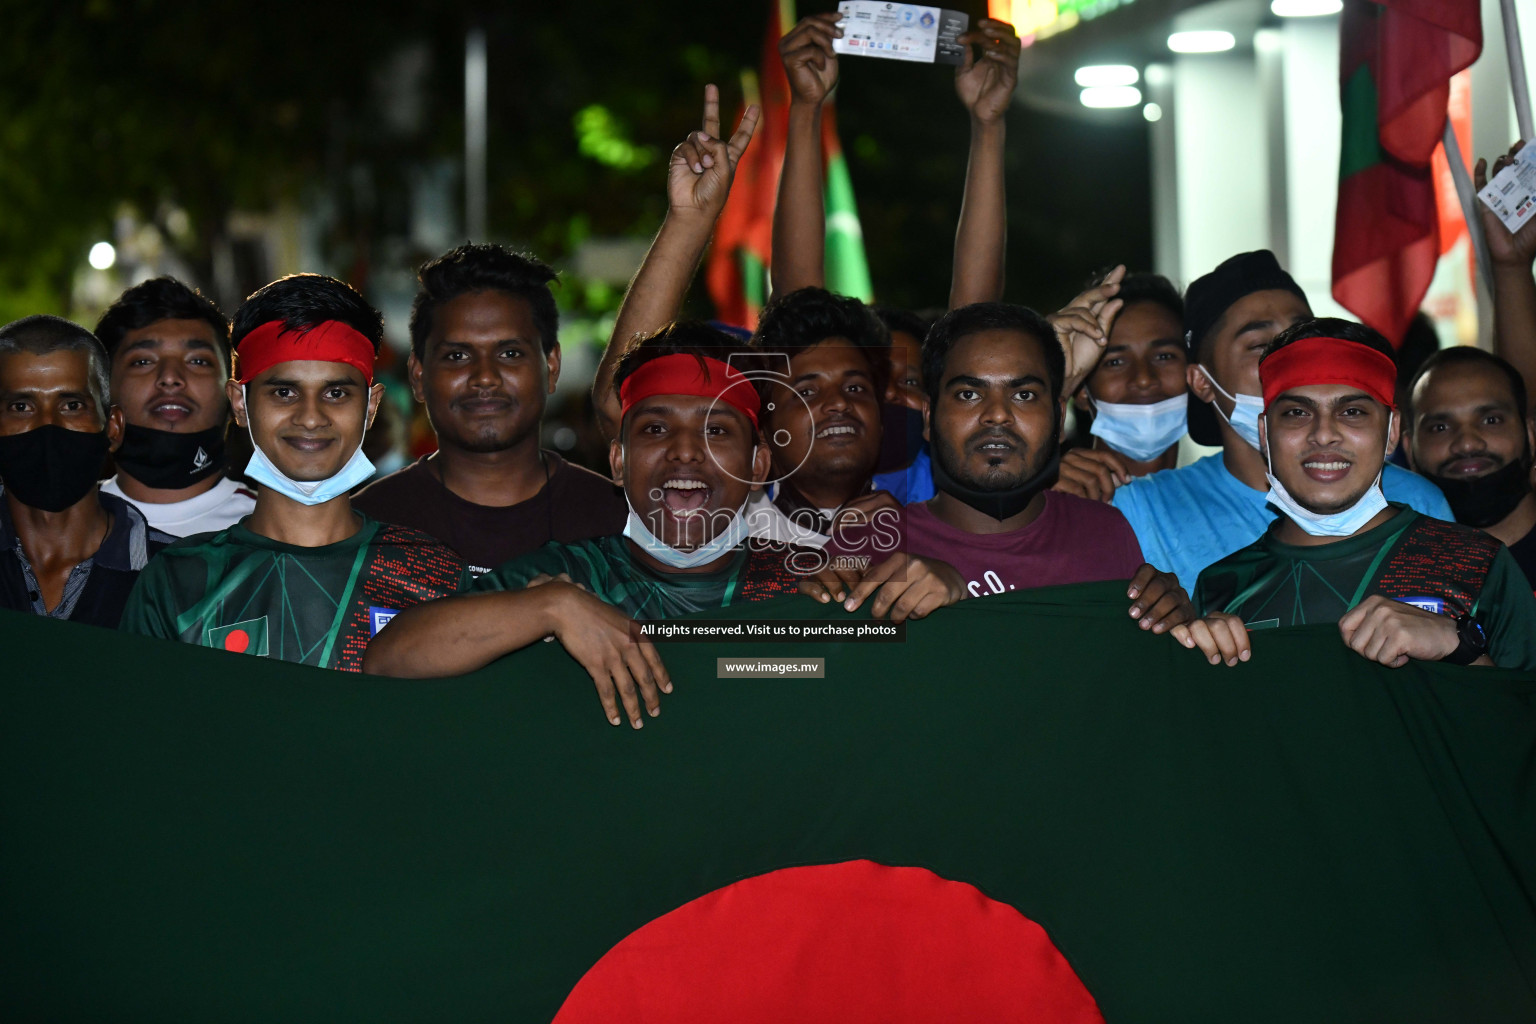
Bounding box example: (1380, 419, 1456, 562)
(668, 84, 762, 220)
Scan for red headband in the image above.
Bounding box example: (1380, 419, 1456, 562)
(619, 354, 760, 429)
(1260, 336, 1397, 410)
(233, 320, 376, 385)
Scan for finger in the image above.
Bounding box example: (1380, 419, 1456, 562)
(799, 577, 837, 604)
(1096, 297, 1125, 334)
(1127, 563, 1157, 602)
(611, 664, 645, 729)
(1171, 623, 1194, 648)
(873, 577, 919, 620)
(1129, 579, 1166, 623)
(1337, 603, 1364, 642)
(1140, 590, 1189, 633)
(1053, 311, 1104, 339)
(1209, 618, 1243, 666)
(674, 137, 708, 174)
(1475, 157, 1488, 190)
(1188, 620, 1222, 664)
(591, 672, 623, 727)
(624, 646, 662, 717)
(702, 83, 720, 140)
(637, 636, 672, 695)
(844, 554, 905, 611)
(1055, 464, 1108, 502)
(726, 105, 761, 164)
(1229, 618, 1252, 662)
(907, 588, 949, 621)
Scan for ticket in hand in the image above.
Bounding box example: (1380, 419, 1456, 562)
(1478, 145, 1536, 234)
(834, 1, 970, 66)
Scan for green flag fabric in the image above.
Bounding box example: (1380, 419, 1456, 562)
(3, 582, 1535, 1021)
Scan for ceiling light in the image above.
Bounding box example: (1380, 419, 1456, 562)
(1168, 30, 1236, 53)
(1080, 86, 1143, 109)
(1074, 64, 1139, 88)
(1271, 0, 1342, 16)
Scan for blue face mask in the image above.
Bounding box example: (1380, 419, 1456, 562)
(1198, 366, 1264, 450)
(240, 385, 377, 507)
(1087, 392, 1188, 463)
(1262, 422, 1394, 537)
(623, 500, 751, 569)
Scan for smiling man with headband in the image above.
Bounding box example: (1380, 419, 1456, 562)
(120, 274, 466, 670)
(1175, 319, 1536, 671)
(1111, 251, 1452, 593)
(365, 323, 809, 729)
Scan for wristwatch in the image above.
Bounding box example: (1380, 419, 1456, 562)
(1441, 612, 1488, 666)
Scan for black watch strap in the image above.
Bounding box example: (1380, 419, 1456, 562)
(1441, 612, 1488, 666)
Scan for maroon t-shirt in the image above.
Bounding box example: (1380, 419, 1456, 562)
(352, 451, 626, 575)
(826, 490, 1145, 598)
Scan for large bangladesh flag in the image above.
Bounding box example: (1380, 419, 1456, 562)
(1332, 0, 1481, 346)
(3, 582, 1536, 1021)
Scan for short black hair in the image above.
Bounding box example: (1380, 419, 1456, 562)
(1407, 345, 1529, 425)
(410, 244, 560, 362)
(923, 302, 1064, 406)
(753, 287, 890, 395)
(95, 277, 230, 370)
(231, 274, 383, 354)
(1261, 316, 1397, 366)
(0, 314, 112, 418)
(870, 305, 931, 342)
(1106, 270, 1184, 326)
(613, 321, 759, 403)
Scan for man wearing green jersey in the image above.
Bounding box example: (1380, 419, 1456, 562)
(1177, 319, 1536, 671)
(120, 275, 465, 671)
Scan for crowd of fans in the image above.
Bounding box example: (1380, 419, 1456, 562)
(4, 17, 1534, 728)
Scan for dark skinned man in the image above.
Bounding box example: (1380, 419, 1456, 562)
(121, 274, 464, 670)
(353, 245, 623, 575)
(0, 315, 172, 626)
(1181, 319, 1536, 671)
(1405, 347, 1536, 592)
(96, 277, 255, 537)
(811, 302, 1193, 635)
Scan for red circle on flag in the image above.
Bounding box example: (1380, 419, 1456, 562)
(553, 859, 1103, 1024)
(224, 629, 250, 653)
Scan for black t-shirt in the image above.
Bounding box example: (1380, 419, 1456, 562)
(1507, 524, 1536, 597)
(352, 451, 626, 575)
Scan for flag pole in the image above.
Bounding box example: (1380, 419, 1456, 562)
(1443, 120, 1494, 296)
(1502, 0, 1534, 141)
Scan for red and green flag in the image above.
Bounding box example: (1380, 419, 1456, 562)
(1332, 0, 1481, 345)
(705, 0, 873, 330)
(4, 584, 1536, 1020)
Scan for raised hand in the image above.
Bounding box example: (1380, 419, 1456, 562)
(955, 18, 1020, 124)
(668, 84, 762, 220)
(1049, 265, 1126, 397)
(1474, 141, 1536, 269)
(781, 13, 842, 107)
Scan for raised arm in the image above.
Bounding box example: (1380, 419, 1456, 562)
(592, 85, 761, 440)
(1475, 141, 1536, 398)
(949, 18, 1020, 309)
(770, 13, 843, 297)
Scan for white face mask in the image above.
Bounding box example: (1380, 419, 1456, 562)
(1087, 392, 1188, 463)
(1262, 419, 1394, 538)
(1197, 366, 1264, 451)
(240, 384, 377, 507)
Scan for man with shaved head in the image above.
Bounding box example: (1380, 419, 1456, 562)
(0, 314, 172, 626)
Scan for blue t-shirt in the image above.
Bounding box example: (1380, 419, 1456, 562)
(872, 445, 934, 505)
(1112, 453, 1454, 593)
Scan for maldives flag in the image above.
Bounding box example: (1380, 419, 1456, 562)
(5, 585, 1536, 1021)
(706, 0, 873, 329)
(1332, 0, 1481, 345)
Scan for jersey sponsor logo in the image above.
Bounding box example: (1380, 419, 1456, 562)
(205, 616, 269, 656)
(369, 607, 399, 635)
(1395, 596, 1445, 615)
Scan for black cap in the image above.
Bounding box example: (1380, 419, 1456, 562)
(1183, 250, 1309, 446)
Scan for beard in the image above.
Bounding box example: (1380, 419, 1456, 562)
(931, 428, 1039, 492)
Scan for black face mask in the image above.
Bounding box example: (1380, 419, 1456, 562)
(113, 423, 227, 490)
(1427, 456, 1534, 528)
(930, 435, 1062, 522)
(0, 424, 111, 513)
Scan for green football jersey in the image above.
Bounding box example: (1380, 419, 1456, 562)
(120, 514, 467, 672)
(1195, 506, 1536, 671)
(469, 534, 804, 619)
